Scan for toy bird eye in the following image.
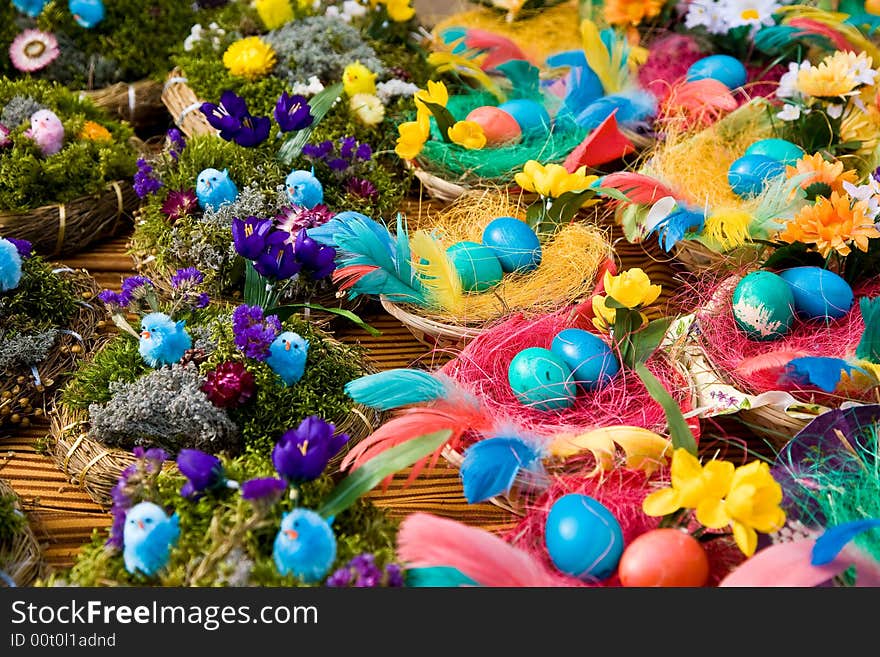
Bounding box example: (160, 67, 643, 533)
(145, 518, 152, 524)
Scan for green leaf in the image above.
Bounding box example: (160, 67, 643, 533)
(635, 363, 698, 456)
(526, 202, 546, 232)
(277, 83, 343, 167)
(602, 295, 628, 309)
(318, 430, 453, 519)
(421, 100, 457, 143)
(593, 186, 632, 203)
(244, 259, 264, 306)
(268, 303, 381, 336)
(761, 241, 825, 271)
(630, 317, 674, 366)
(546, 189, 597, 225)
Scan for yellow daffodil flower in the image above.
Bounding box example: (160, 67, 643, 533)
(602, 268, 662, 310)
(447, 120, 486, 150)
(414, 80, 448, 113)
(394, 112, 430, 160)
(514, 161, 598, 198)
(591, 295, 649, 332)
(695, 460, 786, 557)
(223, 37, 277, 80)
(642, 448, 735, 517)
(255, 0, 294, 30)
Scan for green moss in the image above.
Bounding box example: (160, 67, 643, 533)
(60, 332, 148, 410)
(0, 78, 136, 210)
(0, 493, 25, 545)
(0, 255, 77, 333)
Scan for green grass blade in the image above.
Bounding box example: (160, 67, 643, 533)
(635, 362, 698, 456)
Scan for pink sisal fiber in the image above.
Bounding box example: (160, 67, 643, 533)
(638, 33, 705, 103)
(397, 513, 575, 587)
(437, 310, 696, 443)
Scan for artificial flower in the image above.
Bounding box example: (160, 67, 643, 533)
(201, 91, 271, 147)
(167, 128, 186, 158)
(232, 304, 281, 361)
(160, 189, 199, 223)
(274, 92, 313, 132)
(345, 177, 379, 200)
(201, 361, 256, 409)
(9, 29, 59, 73)
(695, 460, 786, 556)
(254, 233, 301, 280)
(602, 267, 661, 309)
(642, 448, 735, 517)
(6, 237, 32, 259)
(447, 120, 487, 150)
(294, 229, 336, 280)
(223, 36, 277, 80)
(326, 553, 405, 587)
(350, 93, 385, 126)
(79, 121, 112, 142)
(170, 267, 204, 289)
(684, 0, 729, 34)
(240, 477, 286, 504)
(275, 203, 334, 234)
(720, 0, 782, 31)
(133, 158, 162, 198)
(797, 52, 862, 98)
(779, 191, 880, 257)
(786, 153, 858, 196)
(603, 0, 664, 26)
(255, 0, 294, 30)
(843, 177, 880, 219)
(272, 416, 350, 483)
(232, 216, 274, 260)
(839, 104, 880, 156)
(0, 124, 9, 148)
(776, 104, 802, 121)
(414, 80, 449, 113)
(514, 161, 597, 198)
(394, 112, 430, 160)
(177, 449, 226, 499)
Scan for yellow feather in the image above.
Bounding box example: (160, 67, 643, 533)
(548, 425, 671, 477)
(427, 52, 506, 102)
(409, 230, 464, 314)
(777, 5, 880, 62)
(580, 19, 614, 95)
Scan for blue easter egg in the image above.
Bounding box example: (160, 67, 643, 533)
(446, 241, 504, 293)
(728, 155, 787, 198)
(550, 328, 620, 391)
(481, 216, 542, 273)
(508, 347, 577, 411)
(545, 494, 624, 581)
(686, 55, 748, 90)
(732, 271, 795, 340)
(779, 266, 854, 320)
(497, 99, 551, 138)
(745, 139, 805, 166)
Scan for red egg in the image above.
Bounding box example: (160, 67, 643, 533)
(618, 529, 710, 587)
(465, 106, 522, 146)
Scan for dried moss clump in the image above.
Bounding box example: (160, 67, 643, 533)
(0, 255, 77, 333)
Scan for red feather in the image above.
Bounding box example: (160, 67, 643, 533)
(787, 18, 856, 52)
(600, 172, 678, 206)
(734, 350, 809, 391)
(563, 111, 636, 171)
(461, 28, 535, 70)
(398, 513, 575, 586)
(332, 265, 378, 290)
(661, 78, 737, 129)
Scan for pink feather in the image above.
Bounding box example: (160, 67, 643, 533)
(462, 28, 534, 70)
(600, 172, 679, 206)
(720, 540, 880, 587)
(398, 513, 575, 586)
(661, 79, 737, 129)
(787, 18, 856, 52)
(332, 265, 378, 290)
(734, 350, 809, 391)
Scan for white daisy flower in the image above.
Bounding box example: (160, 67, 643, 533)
(776, 60, 810, 99)
(685, 0, 730, 34)
(721, 0, 782, 31)
(826, 103, 844, 119)
(776, 103, 802, 121)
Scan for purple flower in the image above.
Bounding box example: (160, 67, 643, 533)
(232, 216, 274, 260)
(327, 157, 349, 172)
(873, 167, 880, 184)
(233, 114, 271, 147)
(325, 553, 405, 587)
(121, 275, 153, 299)
(272, 415, 349, 483)
(325, 567, 352, 586)
(194, 292, 210, 309)
(240, 477, 286, 504)
(294, 229, 336, 280)
(171, 267, 204, 288)
(106, 447, 168, 549)
(274, 92, 314, 132)
(200, 91, 270, 147)
(177, 449, 225, 499)
(355, 142, 372, 161)
(253, 232, 301, 280)
(232, 304, 281, 361)
(385, 563, 404, 587)
(201, 361, 255, 408)
(6, 237, 32, 259)
(302, 141, 333, 160)
(0, 124, 10, 148)
(161, 189, 199, 222)
(167, 128, 186, 159)
(98, 289, 127, 309)
(339, 136, 357, 160)
(275, 204, 334, 235)
(345, 177, 378, 201)
(133, 158, 162, 198)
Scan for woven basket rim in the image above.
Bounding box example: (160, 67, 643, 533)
(0, 479, 45, 587)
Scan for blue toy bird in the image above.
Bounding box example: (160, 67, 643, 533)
(138, 312, 192, 368)
(0, 238, 23, 292)
(122, 501, 180, 577)
(69, 0, 105, 27)
(266, 331, 309, 386)
(196, 167, 239, 211)
(272, 509, 336, 583)
(12, 0, 49, 17)
(284, 169, 323, 209)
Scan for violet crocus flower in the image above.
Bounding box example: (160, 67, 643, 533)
(294, 229, 336, 280)
(240, 477, 286, 504)
(274, 92, 314, 132)
(232, 216, 274, 260)
(177, 449, 225, 499)
(272, 415, 349, 483)
(200, 91, 270, 147)
(233, 114, 271, 147)
(254, 232, 301, 280)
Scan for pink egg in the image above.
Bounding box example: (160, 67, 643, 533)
(618, 529, 710, 587)
(465, 106, 522, 146)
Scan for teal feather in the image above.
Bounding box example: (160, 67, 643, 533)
(496, 60, 541, 100)
(345, 369, 448, 410)
(405, 566, 479, 587)
(811, 519, 880, 566)
(856, 296, 880, 363)
(753, 25, 835, 54)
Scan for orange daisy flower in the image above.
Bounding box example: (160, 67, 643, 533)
(779, 191, 880, 257)
(79, 120, 112, 142)
(603, 0, 664, 26)
(785, 153, 858, 195)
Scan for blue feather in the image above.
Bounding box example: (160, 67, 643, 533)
(405, 566, 479, 587)
(574, 90, 657, 131)
(781, 357, 865, 393)
(439, 27, 469, 55)
(845, 14, 880, 35)
(545, 50, 604, 116)
(345, 369, 448, 410)
(811, 519, 880, 566)
(649, 209, 705, 252)
(460, 436, 544, 504)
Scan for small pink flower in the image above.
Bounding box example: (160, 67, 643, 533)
(9, 30, 60, 73)
(0, 124, 10, 148)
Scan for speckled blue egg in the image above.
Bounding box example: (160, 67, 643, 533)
(732, 271, 795, 341)
(545, 494, 624, 581)
(744, 139, 805, 166)
(446, 241, 504, 293)
(481, 217, 542, 273)
(686, 55, 748, 89)
(728, 155, 787, 198)
(779, 266, 854, 320)
(508, 347, 577, 411)
(550, 328, 620, 391)
(497, 99, 551, 138)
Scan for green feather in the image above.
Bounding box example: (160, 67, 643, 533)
(856, 296, 880, 363)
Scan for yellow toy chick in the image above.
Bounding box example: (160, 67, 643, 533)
(343, 61, 377, 97)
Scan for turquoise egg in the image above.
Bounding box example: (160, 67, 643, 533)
(732, 271, 795, 341)
(446, 241, 504, 293)
(745, 139, 805, 167)
(545, 494, 624, 581)
(497, 99, 551, 138)
(779, 266, 854, 320)
(550, 328, 620, 391)
(728, 154, 787, 198)
(508, 347, 577, 411)
(686, 54, 748, 89)
(481, 216, 542, 273)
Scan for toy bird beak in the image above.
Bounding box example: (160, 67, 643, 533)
(285, 341, 291, 351)
(284, 529, 298, 540)
(137, 520, 145, 530)
(141, 330, 150, 339)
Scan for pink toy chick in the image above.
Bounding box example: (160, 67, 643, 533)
(25, 109, 64, 156)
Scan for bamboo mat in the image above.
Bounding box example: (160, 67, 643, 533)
(1, 212, 684, 574)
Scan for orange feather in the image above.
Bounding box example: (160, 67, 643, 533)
(661, 79, 737, 129)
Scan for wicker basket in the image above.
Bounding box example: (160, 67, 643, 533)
(380, 295, 484, 350)
(1, 268, 104, 431)
(0, 479, 44, 587)
(0, 181, 139, 258)
(80, 79, 166, 131)
(161, 68, 214, 138)
(672, 239, 764, 275)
